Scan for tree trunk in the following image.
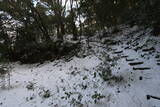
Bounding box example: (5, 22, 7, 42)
(70, 0, 78, 40)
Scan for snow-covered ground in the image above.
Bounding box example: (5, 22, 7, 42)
(0, 25, 160, 107)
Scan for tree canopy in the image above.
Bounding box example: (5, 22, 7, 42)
(0, 0, 159, 63)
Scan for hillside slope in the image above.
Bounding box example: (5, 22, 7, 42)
(0, 25, 160, 107)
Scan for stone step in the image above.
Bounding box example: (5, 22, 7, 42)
(124, 46, 130, 49)
(126, 58, 135, 62)
(156, 60, 160, 62)
(113, 51, 123, 54)
(121, 55, 129, 58)
(133, 67, 151, 70)
(142, 47, 155, 52)
(129, 62, 144, 66)
(112, 48, 118, 51)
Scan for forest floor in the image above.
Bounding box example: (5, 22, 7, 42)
(0, 25, 160, 107)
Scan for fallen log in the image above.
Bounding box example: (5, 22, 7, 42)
(133, 67, 151, 70)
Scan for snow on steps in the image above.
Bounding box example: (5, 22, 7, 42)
(0, 26, 160, 107)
